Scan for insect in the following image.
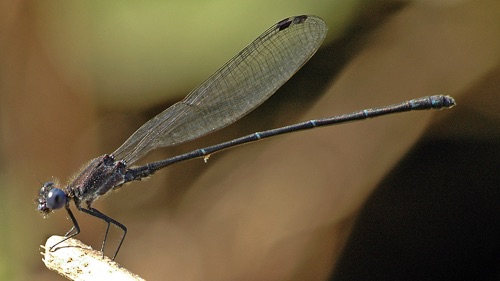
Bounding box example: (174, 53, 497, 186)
(36, 15, 455, 260)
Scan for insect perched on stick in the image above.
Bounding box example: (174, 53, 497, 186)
(36, 15, 455, 260)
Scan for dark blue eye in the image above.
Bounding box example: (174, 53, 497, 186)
(46, 188, 67, 210)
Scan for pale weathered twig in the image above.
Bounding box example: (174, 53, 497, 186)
(42, 235, 145, 281)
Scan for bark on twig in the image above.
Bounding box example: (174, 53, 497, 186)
(41, 235, 145, 281)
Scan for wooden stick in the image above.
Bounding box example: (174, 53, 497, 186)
(41, 235, 145, 281)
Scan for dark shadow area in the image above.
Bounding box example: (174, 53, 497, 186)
(330, 137, 500, 280)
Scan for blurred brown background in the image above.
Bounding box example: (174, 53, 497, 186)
(0, 1, 499, 280)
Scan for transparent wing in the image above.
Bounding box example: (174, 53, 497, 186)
(113, 15, 328, 164)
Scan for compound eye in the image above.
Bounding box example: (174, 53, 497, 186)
(46, 188, 67, 210)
